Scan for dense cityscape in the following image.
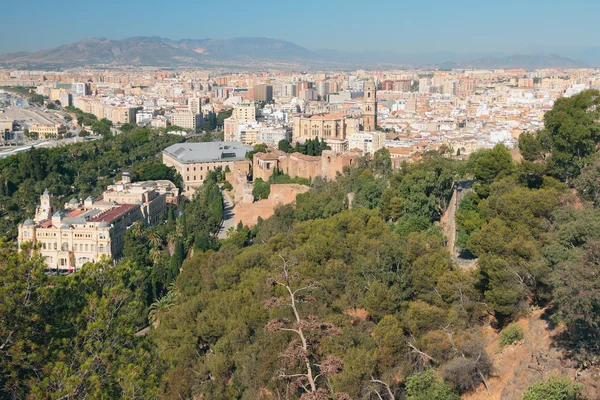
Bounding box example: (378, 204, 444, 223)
(1, 1, 600, 398)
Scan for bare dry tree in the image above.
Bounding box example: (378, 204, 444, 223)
(265, 255, 347, 399)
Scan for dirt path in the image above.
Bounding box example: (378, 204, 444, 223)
(442, 187, 458, 255)
(217, 188, 235, 239)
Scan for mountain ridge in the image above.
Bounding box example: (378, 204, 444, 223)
(0, 36, 590, 69)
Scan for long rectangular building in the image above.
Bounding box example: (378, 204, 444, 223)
(163, 141, 252, 196)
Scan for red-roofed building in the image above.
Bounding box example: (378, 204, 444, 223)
(18, 190, 143, 274)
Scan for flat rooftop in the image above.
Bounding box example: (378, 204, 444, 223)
(163, 141, 252, 164)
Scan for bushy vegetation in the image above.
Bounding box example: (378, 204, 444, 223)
(499, 323, 524, 347)
(522, 376, 587, 400)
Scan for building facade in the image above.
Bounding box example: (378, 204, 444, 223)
(163, 141, 252, 196)
(292, 113, 360, 152)
(29, 123, 67, 139)
(18, 190, 143, 272)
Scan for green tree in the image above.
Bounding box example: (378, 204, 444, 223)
(538, 89, 600, 182)
(278, 139, 292, 152)
(405, 369, 460, 400)
(471, 144, 514, 196)
(252, 178, 271, 200)
(518, 132, 544, 162)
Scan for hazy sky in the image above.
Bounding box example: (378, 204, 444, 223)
(2, 0, 598, 53)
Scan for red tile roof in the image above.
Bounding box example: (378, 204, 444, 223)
(88, 204, 139, 223)
(65, 209, 86, 217)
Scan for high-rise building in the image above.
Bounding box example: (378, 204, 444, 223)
(254, 84, 273, 102)
(188, 97, 201, 114)
(71, 82, 90, 97)
(317, 82, 330, 99)
(297, 81, 312, 93)
(363, 78, 377, 131)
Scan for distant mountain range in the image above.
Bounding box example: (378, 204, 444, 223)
(0, 36, 591, 69)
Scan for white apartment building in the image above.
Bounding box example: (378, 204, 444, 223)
(347, 131, 387, 154)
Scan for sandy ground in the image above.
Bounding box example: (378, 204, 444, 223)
(463, 308, 600, 400)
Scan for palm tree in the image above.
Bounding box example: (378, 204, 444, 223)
(131, 221, 144, 239)
(149, 248, 162, 264)
(148, 283, 178, 329)
(147, 230, 163, 248)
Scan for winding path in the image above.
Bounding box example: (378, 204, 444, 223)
(217, 188, 235, 239)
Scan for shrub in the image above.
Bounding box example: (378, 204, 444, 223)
(499, 323, 524, 347)
(522, 376, 587, 400)
(405, 369, 459, 400)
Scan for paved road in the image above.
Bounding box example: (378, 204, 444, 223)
(3, 106, 53, 125)
(217, 189, 235, 239)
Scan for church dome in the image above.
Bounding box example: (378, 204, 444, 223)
(23, 219, 34, 227)
(98, 221, 110, 228)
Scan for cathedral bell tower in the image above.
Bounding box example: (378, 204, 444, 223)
(363, 78, 378, 131)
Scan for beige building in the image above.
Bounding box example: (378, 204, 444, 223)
(347, 131, 387, 154)
(224, 102, 257, 141)
(17, 175, 177, 272)
(18, 190, 143, 272)
(163, 141, 252, 196)
(29, 123, 67, 139)
(292, 113, 360, 152)
(102, 171, 178, 224)
(172, 107, 203, 130)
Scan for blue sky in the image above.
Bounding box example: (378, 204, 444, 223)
(1, 0, 598, 53)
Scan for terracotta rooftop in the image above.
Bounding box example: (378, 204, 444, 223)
(289, 152, 320, 161)
(307, 113, 345, 120)
(254, 150, 287, 161)
(65, 209, 87, 218)
(88, 204, 139, 223)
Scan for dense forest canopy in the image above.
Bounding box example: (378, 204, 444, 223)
(2, 91, 600, 399)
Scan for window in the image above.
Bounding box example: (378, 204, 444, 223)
(53, 243, 57, 250)
(62, 243, 68, 251)
(99, 233, 105, 239)
(98, 244, 104, 253)
(85, 244, 89, 251)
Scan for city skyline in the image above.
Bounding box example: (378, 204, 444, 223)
(3, 0, 600, 54)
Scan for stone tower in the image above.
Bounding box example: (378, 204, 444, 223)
(34, 188, 55, 222)
(363, 78, 377, 131)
